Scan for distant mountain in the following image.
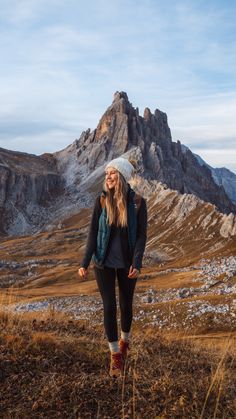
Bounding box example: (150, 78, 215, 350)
(0, 91, 236, 237)
(71, 91, 235, 214)
(181, 145, 236, 204)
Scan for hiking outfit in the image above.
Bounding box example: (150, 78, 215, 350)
(81, 158, 147, 377)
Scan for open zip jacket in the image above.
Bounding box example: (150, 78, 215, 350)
(81, 184, 147, 271)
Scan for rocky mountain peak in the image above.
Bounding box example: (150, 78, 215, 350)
(1, 91, 236, 237)
(113, 90, 129, 104)
(143, 107, 152, 120)
(74, 91, 236, 214)
(94, 90, 134, 142)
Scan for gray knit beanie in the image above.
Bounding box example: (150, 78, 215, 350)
(105, 157, 134, 182)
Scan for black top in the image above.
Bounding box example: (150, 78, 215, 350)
(81, 189, 147, 271)
(104, 225, 126, 269)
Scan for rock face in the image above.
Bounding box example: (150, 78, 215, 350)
(0, 90, 236, 236)
(0, 148, 64, 235)
(74, 91, 236, 214)
(131, 173, 236, 240)
(183, 145, 236, 205)
(211, 168, 236, 205)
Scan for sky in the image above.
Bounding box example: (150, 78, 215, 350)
(0, 0, 236, 173)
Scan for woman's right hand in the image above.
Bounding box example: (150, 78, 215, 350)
(78, 267, 88, 278)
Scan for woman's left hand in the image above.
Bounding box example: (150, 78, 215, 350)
(128, 265, 140, 278)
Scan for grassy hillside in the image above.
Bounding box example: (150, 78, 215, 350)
(0, 308, 235, 418)
(0, 200, 235, 418)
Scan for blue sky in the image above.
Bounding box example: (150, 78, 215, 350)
(0, 0, 236, 172)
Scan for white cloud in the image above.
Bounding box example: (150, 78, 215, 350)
(0, 0, 51, 23)
(0, 0, 235, 174)
(169, 92, 236, 149)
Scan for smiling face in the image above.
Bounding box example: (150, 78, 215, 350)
(105, 167, 119, 190)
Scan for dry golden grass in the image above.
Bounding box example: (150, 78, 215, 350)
(0, 201, 236, 416)
(0, 308, 235, 419)
(137, 269, 204, 290)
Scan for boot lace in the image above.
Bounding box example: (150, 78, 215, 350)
(111, 352, 122, 370)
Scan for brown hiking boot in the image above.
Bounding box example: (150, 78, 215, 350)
(109, 352, 123, 378)
(119, 339, 130, 359)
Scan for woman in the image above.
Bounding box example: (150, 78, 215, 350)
(78, 157, 147, 378)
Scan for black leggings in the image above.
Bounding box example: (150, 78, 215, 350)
(94, 266, 137, 342)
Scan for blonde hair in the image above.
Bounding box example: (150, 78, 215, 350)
(103, 171, 129, 227)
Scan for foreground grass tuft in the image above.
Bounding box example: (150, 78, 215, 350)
(0, 309, 235, 418)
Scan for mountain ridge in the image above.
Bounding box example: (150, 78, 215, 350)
(181, 144, 236, 204)
(0, 91, 236, 237)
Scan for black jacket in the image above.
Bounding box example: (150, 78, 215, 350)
(81, 186, 147, 270)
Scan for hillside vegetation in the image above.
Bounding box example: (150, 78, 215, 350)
(0, 308, 235, 418)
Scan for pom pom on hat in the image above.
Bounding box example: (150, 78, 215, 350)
(105, 157, 135, 182)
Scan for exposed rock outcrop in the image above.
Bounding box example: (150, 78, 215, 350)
(72, 91, 236, 214)
(0, 91, 236, 237)
(0, 147, 64, 235)
(130, 172, 236, 241)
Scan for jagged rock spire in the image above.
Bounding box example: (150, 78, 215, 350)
(75, 91, 236, 214)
